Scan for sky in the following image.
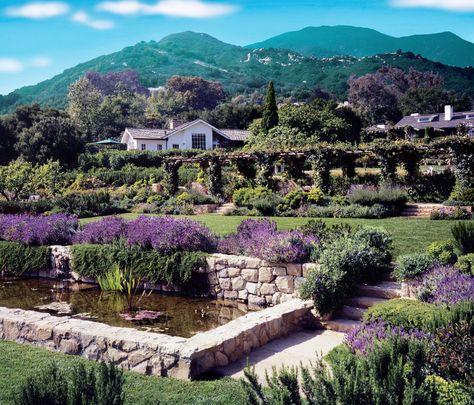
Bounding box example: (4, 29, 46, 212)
(1, 0, 474, 95)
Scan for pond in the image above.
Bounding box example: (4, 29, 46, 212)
(0, 278, 256, 338)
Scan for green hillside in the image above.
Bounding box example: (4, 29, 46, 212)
(248, 26, 474, 68)
(1, 31, 474, 113)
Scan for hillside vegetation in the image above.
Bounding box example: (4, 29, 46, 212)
(1, 31, 474, 113)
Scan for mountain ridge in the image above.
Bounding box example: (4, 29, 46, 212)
(247, 25, 474, 68)
(1, 29, 474, 114)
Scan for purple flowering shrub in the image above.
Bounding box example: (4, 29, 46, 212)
(0, 214, 78, 246)
(416, 265, 474, 306)
(218, 219, 317, 263)
(75, 215, 217, 253)
(73, 216, 127, 244)
(345, 318, 428, 355)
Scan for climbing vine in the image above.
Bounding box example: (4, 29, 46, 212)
(255, 152, 276, 189)
(207, 156, 223, 198)
(371, 141, 400, 184)
(309, 149, 332, 193)
(282, 155, 307, 182)
(235, 157, 257, 184)
(163, 160, 182, 195)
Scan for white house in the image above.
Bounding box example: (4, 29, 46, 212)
(121, 119, 250, 151)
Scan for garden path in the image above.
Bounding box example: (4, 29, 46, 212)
(214, 329, 344, 379)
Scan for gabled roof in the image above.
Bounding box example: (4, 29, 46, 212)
(396, 111, 474, 130)
(123, 119, 251, 142)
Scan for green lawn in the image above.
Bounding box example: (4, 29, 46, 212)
(80, 214, 469, 258)
(0, 341, 244, 405)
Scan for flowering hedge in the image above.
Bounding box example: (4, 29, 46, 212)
(0, 214, 78, 246)
(218, 219, 317, 263)
(75, 215, 217, 254)
(345, 318, 428, 355)
(416, 265, 474, 306)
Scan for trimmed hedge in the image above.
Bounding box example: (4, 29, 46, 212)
(70, 243, 207, 286)
(394, 253, 436, 281)
(363, 299, 464, 331)
(0, 241, 49, 275)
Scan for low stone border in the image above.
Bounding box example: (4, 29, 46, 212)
(34, 248, 318, 306)
(0, 299, 315, 380)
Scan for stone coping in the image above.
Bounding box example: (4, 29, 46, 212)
(0, 298, 315, 380)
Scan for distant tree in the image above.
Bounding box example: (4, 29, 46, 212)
(0, 118, 17, 164)
(399, 88, 472, 115)
(201, 101, 262, 129)
(307, 86, 334, 102)
(15, 115, 84, 167)
(165, 76, 226, 110)
(0, 160, 35, 201)
(261, 81, 279, 133)
(145, 89, 187, 127)
(85, 70, 149, 96)
(68, 77, 103, 140)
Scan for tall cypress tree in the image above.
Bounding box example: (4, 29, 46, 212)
(262, 81, 279, 133)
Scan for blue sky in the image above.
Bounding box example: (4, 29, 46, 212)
(1, 0, 474, 95)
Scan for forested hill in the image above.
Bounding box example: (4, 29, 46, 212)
(248, 26, 474, 68)
(1, 31, 474, 113)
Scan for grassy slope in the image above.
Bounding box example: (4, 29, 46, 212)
(80, 214, 466, 258)
(0, 341, 244, 405)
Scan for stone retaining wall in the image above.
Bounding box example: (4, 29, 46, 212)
(0, 299, 315, 380)
(36, 248, 317, 306)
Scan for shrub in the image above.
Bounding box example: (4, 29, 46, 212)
(407, 171, 455, 203)
(125, 216, 217, 253)
(15, 362, 124, 405)
(300, 229, 391, 315)
(346, 185, 407, 209)
(449, 186, 474, 204)
(243, 338, 436, 405)
(0, 214, 78, 246)
(344, 318, 428, 355)
(0, 241, 49, 275)
(452, 221, 474, 255)
(0, 200, 53, 215)
(364, 299, 450, 331)
(428, 376, 473, 405)
(416, 265, 474, 306)
(305, 203, 392, 219)
(71, 242, 206, 285)
(74, 217, 127, 244)
(394, 253, 436, 281)
(55, 191, 126, 218)
(232, 187, 273, 207)
(279, 190, 306, 210)
(429, 321, 474, 386)
(307, 187, 325, 205)
(430, 207, 472, 220)
(218, 219, 317, 263)
(455, 253, 474, 275)
(427, 240, 458, 265)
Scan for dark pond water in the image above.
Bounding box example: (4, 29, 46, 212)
(0, 278, 255, 338)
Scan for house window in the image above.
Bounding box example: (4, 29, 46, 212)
(157, 144, 163, 151)
(172, 144, 179, 149)
(141, 144, 146, 150)
(192, 133, 206, 150)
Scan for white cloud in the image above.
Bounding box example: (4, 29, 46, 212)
(30, 57, 52, 67)
(0, 59, 24, 73)
(96, 0, 238, 18)
(72, 11, 115, 29)
(391, 0, 474, 12)
(5, 2, 70, 19)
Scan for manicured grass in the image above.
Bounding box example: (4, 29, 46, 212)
(0, 341, 245, 405)
(80, 214, 469, 258)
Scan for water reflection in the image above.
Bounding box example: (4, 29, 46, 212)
(0, 278, 254, 338)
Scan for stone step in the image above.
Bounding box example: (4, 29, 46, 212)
(346, 296, 387, 309)
(336, 305, 365, 321)
(357, 281, 402, 299)
(322, 319, 361, 333)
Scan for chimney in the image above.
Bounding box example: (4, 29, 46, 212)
(445, 105, 454, 121)
(167, 119, 182, 130)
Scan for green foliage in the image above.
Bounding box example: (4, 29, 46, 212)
(428, 376, 473, 405)
(0, 160, 35, 201)
(279, 189, 307, 211)
(163, 161, 182, 196)
(346, 186, 407, 208)
(455, 253, 474, 276)
(71, 243, 206, 286)
(364, 299, 448, 330)
(0, 200, 53, 215)
(243, 338, 436, 405)
(0, 241, 49, 275)
(232, 187, 273, 207)
(300, 227, 392, 314)
(394, 253, 436, 281)
(426, 240, 458, 265)
(449, 186, 474, 204)
(15, 362, 124, 405)
(207, 156, 223, 198)
(261, 81, 279, 133)
(452, 221, 474, 255)
(55, 191, 125, 218)
(97, 264, 124, 292)
(307, 188, 325, 205)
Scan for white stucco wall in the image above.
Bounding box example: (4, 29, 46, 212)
(134, 139, 166, 151)
(166, 122, 213, 150)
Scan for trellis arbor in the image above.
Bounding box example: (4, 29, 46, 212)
(153, 137, 473, 198)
